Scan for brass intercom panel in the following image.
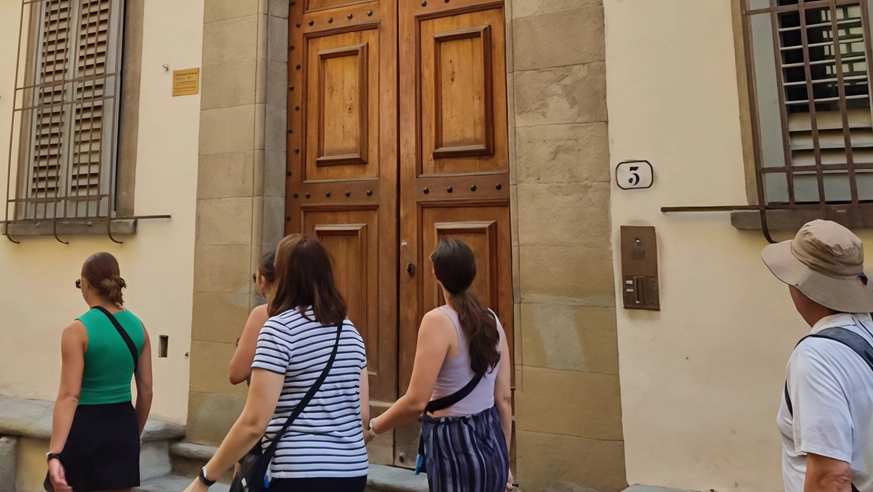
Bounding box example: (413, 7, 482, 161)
(620, 226, 660, 311)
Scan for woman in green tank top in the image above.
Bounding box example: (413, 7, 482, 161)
(46, 252, 154, 492)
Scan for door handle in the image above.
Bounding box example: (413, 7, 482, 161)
(406, 263, 415, 276)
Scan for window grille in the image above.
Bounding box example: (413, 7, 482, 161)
(5, 0, 123, 229)
(663, 0, 873, 242)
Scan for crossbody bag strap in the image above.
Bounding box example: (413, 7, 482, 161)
(263, 319, 344, 457)
(425, 373, 482, 415)
(93, 306, 139, 373)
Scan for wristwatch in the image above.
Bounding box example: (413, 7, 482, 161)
(199, 466, 216, 487)
(367, 418, 379, 438)
(46, 452, 61, 463)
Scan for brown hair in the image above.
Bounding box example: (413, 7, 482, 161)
(257, 250, 276, 284)
(268, 234, 347, 325)
(82, 252, 126, 306)
(430, 239, 500, 376)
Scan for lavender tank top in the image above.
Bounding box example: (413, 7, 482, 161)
(430, 305, 505, 417)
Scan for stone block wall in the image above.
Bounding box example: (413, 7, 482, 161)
(507, 0, 627, 490)
(188, 0, 288, 446)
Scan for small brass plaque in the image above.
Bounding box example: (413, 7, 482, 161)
(172, 68, 200, 96)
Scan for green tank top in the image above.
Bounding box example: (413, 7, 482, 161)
(77, 308, 145, 406)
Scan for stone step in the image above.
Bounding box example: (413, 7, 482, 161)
(135, 474, 230, 492)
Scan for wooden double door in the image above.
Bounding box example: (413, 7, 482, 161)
(285, 0, 512, 465)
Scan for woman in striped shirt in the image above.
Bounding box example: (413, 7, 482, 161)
(185, 234, 369, 492)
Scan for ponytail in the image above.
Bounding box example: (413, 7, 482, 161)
(453, 292, 500, 376)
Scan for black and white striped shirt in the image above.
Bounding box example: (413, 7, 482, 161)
(252, 307, 368, 479)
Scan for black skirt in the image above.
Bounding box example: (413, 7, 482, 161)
(59, 402, 140, 492)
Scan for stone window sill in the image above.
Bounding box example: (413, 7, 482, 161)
(731, 209, 873, 231)
(1, 218, 137, 237)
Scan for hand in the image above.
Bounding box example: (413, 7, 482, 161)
(183, 478, 209, 492)
(363, 428, 375, 445)
(48, 459, 72, 492)
(506, 469, 515, 492)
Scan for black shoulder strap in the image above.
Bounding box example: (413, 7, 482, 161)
(425, 373, 483, 415)
(92, 306, 139, 373)
(263, 319, 344, 456)
(784, 327, 873, 417)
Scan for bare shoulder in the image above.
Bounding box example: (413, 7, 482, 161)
(64, 320, 87, 337)
(422, 307, 452, 324)
(62, 320, 88, 348)
(420, 307, 455, 336)
(251, 304, 270, 320)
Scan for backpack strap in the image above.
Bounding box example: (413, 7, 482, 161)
(784, 327, 873, 416)
(92, 306, 139, 373)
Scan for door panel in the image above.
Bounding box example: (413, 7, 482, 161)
(397, 1, 512, 466)
(420, 9, 508, 174)
(303, 212, 378, 367)
(287, 0, 397, 410)
(305, 30, 379, 178)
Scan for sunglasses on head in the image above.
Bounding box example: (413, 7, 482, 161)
(75, 279, 81, 289)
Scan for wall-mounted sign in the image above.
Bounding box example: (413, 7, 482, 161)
(172, 68, 200, 97)
(616, 160, 654, 190)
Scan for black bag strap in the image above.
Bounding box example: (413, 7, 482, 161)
(785, 327, 873, 417)
(425, 373, 483, 415)
(92, 306, 139, 373)
(263, 319, 344, 457)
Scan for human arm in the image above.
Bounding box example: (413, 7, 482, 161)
(134, 324, 153, 436)
(184, 368, 284, 492)
(47, 322, 87, 492)
(804, 453, 852, 492)
(493, 320, 514, 490)
(368, 310, 451, 437)
(360, 367, 370, 430)
(494, 326, 512, 453)
(229, 306, 269, 385)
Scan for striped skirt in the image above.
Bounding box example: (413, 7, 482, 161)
(419, 406, 509, 492)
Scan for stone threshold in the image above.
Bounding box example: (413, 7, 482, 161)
(0, 395, 184, 442)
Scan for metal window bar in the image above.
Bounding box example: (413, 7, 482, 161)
(663, 0, 873, 243)
(3, 0, 122, 243)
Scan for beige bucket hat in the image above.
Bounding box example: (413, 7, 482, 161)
(762, 219, 873, 313)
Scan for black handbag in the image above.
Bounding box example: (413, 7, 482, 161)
(44, 307, 140, 492)
(230, 320, 344, 492)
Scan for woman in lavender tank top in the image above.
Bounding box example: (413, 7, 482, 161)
(365, 239, 514, 492)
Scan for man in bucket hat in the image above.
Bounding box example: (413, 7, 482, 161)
(764, 219, 873, 492)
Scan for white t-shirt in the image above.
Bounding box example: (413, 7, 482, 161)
(778, 313, 873, 492)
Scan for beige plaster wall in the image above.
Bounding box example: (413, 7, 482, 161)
(508, 0, 626, 490)
(0, 0, 205, 423)
(605, 1, 873, 490)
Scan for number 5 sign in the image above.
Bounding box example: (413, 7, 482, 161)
(616, 160, 654, 190)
